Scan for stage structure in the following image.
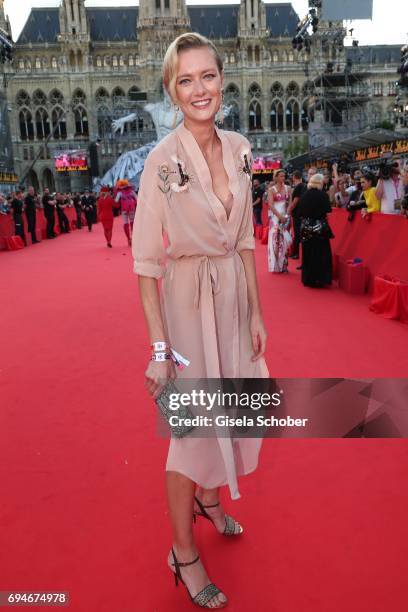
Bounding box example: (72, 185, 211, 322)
(293, 2, 374, 150)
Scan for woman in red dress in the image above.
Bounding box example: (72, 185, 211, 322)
(97, 186, 119, 248)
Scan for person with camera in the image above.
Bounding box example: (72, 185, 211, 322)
(360, 173, 381, 219)
(375, 162, 404, 214)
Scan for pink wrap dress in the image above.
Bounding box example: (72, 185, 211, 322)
(132, 121, 269, 500)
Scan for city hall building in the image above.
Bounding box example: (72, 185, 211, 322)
(1, 0, 402, 192)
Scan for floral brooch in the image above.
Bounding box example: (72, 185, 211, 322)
(238, 148, 252, 180)
(157, 156, 194, 205)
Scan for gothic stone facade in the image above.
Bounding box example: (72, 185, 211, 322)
(3, 0, 402, 191)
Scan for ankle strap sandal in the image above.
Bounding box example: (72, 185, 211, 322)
(170, 548, 226, 608)
(193, 496, 243, 536)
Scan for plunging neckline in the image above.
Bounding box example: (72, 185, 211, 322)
(215, 191, 234, 221)
(176, 122, 239, 229)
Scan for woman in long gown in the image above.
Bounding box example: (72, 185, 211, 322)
(132, 33, 268, 608)
(297, 173, 333, 288)
(267, 170, 292, 273)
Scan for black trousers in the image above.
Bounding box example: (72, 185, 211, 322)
(253, 205, 262, 226)
(14, 214, 26, 245)
(26, 212, 37, 243)
(85, 210, 93, 231)
(57, 211, 70, 233)
(292, 215, 302, 257)
(74, 206, 82, 228)
(45, 214, 55, 238)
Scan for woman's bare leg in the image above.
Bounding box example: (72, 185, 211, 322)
(166, 471, 227, 607)
(195, 485, 242, 535)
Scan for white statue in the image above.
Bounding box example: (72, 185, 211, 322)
(111, 92, 183, 139)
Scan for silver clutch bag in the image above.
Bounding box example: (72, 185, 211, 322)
(155, 380, 196, 438)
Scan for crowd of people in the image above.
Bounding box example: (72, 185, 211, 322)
(252, 159, 408, 288)
(0, 179, 138, 249)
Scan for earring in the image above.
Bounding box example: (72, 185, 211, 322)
(218, 91, 225, 125)
(172, 105, 179, 130)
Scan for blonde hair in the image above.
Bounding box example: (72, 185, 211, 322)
(308, 173, 324, 189)
(274, 169, 285, 180)
(162, 32, 223, 104)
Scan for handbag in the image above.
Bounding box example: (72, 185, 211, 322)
(155, 379, 196, 438)
(300, 217, 334, 242)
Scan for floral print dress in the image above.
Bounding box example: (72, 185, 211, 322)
(132, 121, 268, 500)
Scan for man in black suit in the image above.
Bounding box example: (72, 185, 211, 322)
(42, 188, 57, 239)
(24, 186, 39, 244)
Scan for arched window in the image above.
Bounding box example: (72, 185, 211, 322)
(52, 107, 67, 140)
(42, 168, 55, 192)
(19, 109, 34, 141)
(51, 57, 58, 70)
(97, 106, 112, 139)
(104, 56, 110, 67)
(128, 55, 134, 67)
(69, 50, 76, 68)
(230, 53, 235, 64)
(271, 82, 284, 98)
(270, 100, 284, 132)
(35, 57, 41, 69)
(272, 50, 279, 63)
(18, 59, 24, 70)
(119, 55, 125, 67)
(248, 83, 262, 130)
(72, 89, 86, 106)
(112, 87, 126, 100)
(286, 99, 300, 131)
(224, 102, 240, 131)
(95, 88, 110, 103)
(286, 82, 300, 98)
(16, 90, 31, 107)
(74, 106, 89, 136)
(248, 46, 253, 63)
(254, 46, 260, 64)
(33, 89, 47, 107)
(302, 81, 315, 98)
(35, 108, 50, 140)
(49, 90, 64, 106)
(96, 56, 102, 68)
(112, 56, 118, 68)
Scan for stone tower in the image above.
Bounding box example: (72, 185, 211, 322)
(138, 0, 190, 62)
(59, 0, 90, 70)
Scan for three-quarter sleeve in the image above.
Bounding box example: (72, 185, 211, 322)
(132, 154, 166, 279)
(236, 149, 255, 252)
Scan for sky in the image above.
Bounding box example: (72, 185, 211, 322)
(3, 0, 408, 46)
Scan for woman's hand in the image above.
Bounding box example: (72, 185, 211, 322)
(250, 312, 267, 361)
(145, 359, 176, 399)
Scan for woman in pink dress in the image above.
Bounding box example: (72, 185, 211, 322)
(132, 32, 268, 608)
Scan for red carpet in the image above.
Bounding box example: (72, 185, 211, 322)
(1, 220, 407, 612)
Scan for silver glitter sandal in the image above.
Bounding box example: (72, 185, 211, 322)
(193, 496, 243, 536)
(170, 547, 227, 608)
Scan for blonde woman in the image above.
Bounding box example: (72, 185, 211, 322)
(297, 173, 333, 288)
(132, 33, 268, 608)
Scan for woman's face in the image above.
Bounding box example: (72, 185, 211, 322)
(275, 172, 285, 185)
(360, 177, 371, 190)
(175, 47, 223, 126)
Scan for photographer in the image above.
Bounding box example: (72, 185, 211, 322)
(346, 175, 364, 221)
(375, 162, 404, 214)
